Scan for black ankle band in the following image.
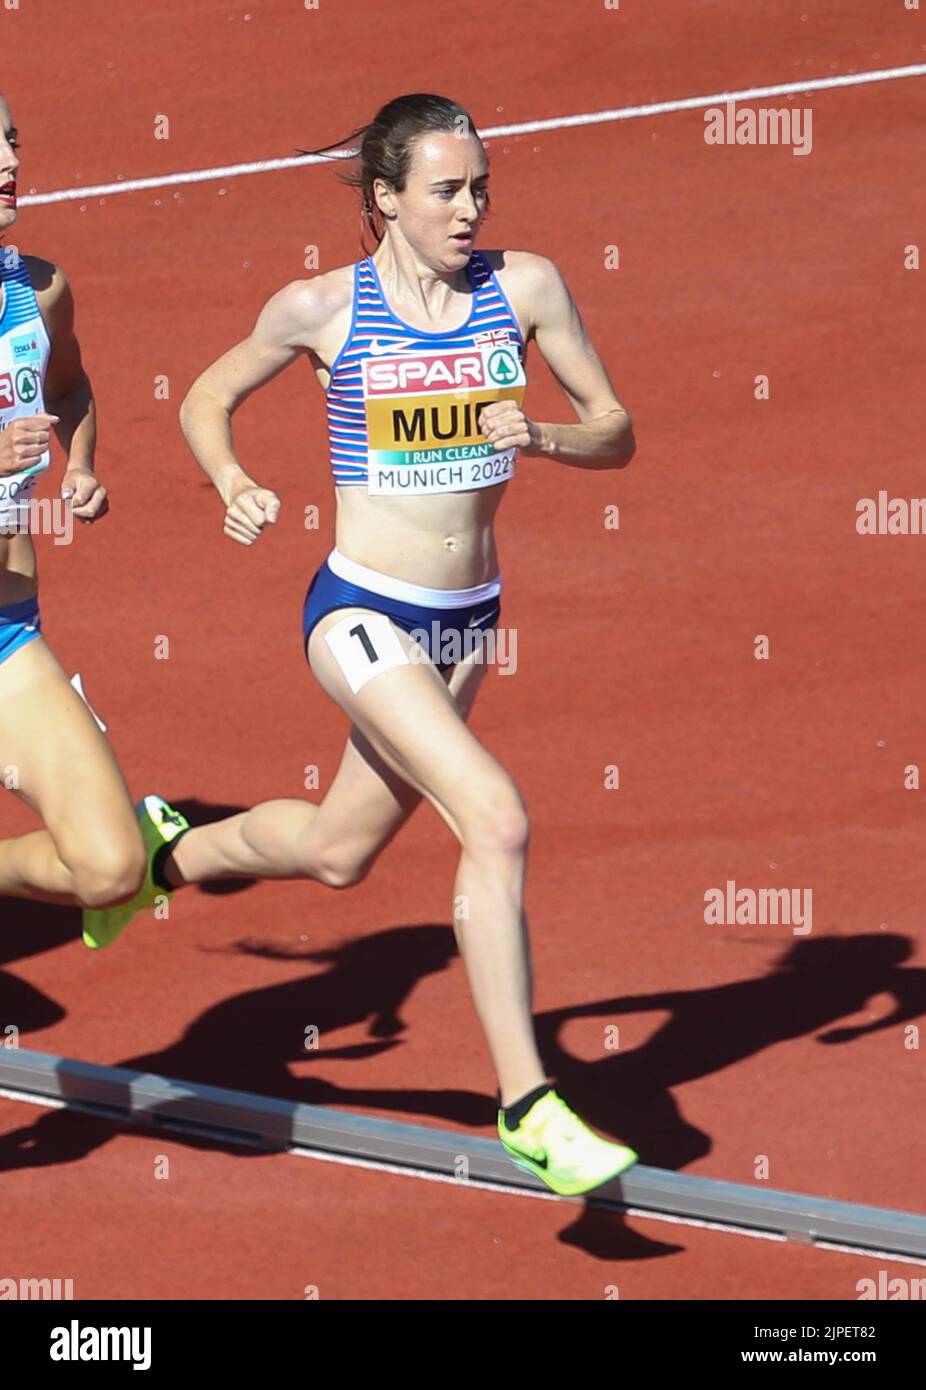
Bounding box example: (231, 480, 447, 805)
(503, 1082, 553, 1129)
(151, 829, 191, 893)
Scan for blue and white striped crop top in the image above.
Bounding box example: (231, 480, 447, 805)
(325, 251, 526, 497)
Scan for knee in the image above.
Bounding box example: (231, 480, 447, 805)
(69, 840, 148, 909)
(310, 849, 370, 891)
(292, 821, 372, 890)
(461, 788, 530, 859)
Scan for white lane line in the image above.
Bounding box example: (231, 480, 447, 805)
(17, 63, 926, 209)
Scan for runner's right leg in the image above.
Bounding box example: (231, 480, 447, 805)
(161, 726, 422, 888)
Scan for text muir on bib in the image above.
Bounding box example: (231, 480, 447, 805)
(361, 342, 526, 497)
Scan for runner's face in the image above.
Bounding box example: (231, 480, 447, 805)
(383, 131, 488, 270)
(0, 97, 20, 233)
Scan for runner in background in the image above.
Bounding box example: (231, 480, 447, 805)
(0, 91, 189, 924)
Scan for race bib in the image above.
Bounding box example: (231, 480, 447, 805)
(0, 468, 41, 533)
(361, 343, 526, 497)
(0, 369, 52, 530)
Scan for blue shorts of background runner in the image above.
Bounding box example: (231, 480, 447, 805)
(0, 596, 42, 669)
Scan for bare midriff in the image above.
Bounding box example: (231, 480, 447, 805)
(0, 533, 38, 606)
(332, 481, 506, 589)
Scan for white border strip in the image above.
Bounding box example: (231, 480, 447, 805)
(285, 1145, 926, 1267)
(4, 1080, 926, 1269)
(17, 64, 926, 209)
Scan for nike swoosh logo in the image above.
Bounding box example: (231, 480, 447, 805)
(367, 337, 420, 356)
(533, 1150, 549, 1169)
(466, 612, 493, 627)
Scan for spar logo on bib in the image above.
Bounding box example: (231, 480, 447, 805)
(360, 344, 526, 497)
(363, 347, 486, 397)
(15, 368, 39, 404)
(486, 347, 519, 385)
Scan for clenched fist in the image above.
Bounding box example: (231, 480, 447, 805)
(0, 412, 59, 477)
(223, 480, 282, 546)
(62, 467, 109, 524)
(478, 400, 544, 455)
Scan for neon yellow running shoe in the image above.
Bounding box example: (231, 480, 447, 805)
(81, 795, 190, 950)
(498, 1089, 638, 1196)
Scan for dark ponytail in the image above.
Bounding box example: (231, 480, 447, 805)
(298, 93, 488, 254)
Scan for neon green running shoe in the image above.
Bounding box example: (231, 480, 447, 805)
(498, 1089, 638, 1196)
(81, 795, 189, 950)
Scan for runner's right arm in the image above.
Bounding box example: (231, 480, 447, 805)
(179, 279, 328, 542)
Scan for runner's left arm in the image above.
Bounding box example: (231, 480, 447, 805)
(479, 253, 635, 470)
(35, 260, 107, 522)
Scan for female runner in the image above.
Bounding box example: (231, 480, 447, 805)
(0, 93, 188, 920)
(84, 93, 638, 1196)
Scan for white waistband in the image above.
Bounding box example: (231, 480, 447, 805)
(327, 548, 501, 609)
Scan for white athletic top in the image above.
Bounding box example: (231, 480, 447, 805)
(0, 252, 52, 530)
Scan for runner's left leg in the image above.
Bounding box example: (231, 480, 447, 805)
(156, 656, 490, 889)
(0, 638, 146, 907)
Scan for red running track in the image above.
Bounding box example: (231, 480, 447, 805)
(1, 0, 925, 1297)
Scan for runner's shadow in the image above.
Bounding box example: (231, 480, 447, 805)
(539, 933, 926, 1257)
(534, 933, 926, 1172)
(0, 924, 490, 1171)
(4, 931, 921, 1164)
(1, 930, 920, 1262)
(0, 917, 674, 1260)
(0, 899, 76, 968)
(0, 966, 66, 1040)
(0, 898, 76, 1045)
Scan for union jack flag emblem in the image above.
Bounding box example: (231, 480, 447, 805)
(474, 327, 516, 347)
